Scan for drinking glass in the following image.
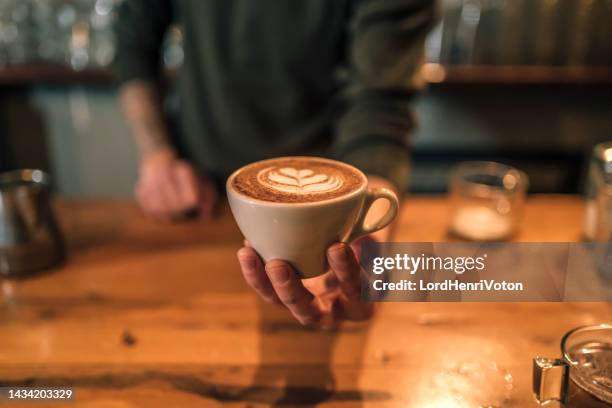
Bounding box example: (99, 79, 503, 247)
(449, 161, 529, 241)
(585, 142, 612, 242)
(533, 324, 612, 407)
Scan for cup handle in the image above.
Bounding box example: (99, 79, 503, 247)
(345, 187, 399, 243)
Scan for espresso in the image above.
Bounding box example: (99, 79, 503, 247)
(231, 157, 365, 203)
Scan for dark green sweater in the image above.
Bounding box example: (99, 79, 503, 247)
(114, 0, 437, 190)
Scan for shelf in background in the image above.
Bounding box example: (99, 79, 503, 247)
(422, 64, 612, 85)
(0, 63, 611, 86)
(0, 64, 112, 85)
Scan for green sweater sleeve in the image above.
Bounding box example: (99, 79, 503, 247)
(113, 0, 173, 85)
(333, 0, 438, 191)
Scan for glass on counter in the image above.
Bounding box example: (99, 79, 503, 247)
(449, 161, 529, 241)
(533, 324, 612, 407)
(584, 141, 612, 242)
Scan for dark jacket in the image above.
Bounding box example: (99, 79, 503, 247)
(114, 0, 437, 190)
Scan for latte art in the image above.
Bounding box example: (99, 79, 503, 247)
(258, 167, 343, 194)
(231, 157, 365, 203)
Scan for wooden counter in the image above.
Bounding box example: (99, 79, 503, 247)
(0, 196, 609, 407)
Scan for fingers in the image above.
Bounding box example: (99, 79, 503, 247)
(159, 168, 185, 211)
(173, 162, 218, 219)
(136, 181, 171, 222)
(265, 260, 322, 326)
(136, 165, 181, 220)
(237, 247, 280, 305)
(154, 172, 183, 217)
(239, 242, 373, 325)
(327, 242, 375, 322)
(136, 159, 217, 221)
(173, 162, 199, 210)
(327, 243, 362, 300)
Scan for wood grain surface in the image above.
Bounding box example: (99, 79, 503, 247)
(0, 196, 609, 407)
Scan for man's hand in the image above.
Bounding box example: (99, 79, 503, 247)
(236, 175, 399, 326)
(237, 239, 375, 327)
(136, 148, 218, 221)
(120, 80, 218, 220)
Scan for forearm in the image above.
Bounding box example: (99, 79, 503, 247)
(119, 80, 173, 158)
(333, 0, 436, 192)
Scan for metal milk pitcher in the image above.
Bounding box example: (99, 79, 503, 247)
(0, 169, 65, 277)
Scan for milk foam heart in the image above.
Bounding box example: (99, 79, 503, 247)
(258, 166, 343, 194)
(231, 157, 365, 203)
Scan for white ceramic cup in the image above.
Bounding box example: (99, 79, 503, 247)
(227, 157, 399, 278)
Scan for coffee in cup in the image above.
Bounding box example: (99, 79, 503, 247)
(227, 156, 399, 278)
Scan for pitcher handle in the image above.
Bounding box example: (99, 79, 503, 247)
(533, 357, 569, 405)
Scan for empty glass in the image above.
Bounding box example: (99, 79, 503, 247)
(449, 161, 529, 241)
(585, 142, 612, 242)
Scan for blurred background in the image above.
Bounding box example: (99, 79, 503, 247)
(0, 0, 610, 196)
